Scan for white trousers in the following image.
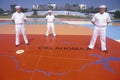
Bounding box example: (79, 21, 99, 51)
(15, 24, 28, 45)
(88, 27, 107, 51)
(46, 23, 56, 35)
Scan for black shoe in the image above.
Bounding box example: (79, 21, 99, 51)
(87, 47, 92, 50)
(26, 43, 30, 45)
(16, 45, 19, 47)
(102, 50, 108, 53)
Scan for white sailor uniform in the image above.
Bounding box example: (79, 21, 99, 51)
(11, 12, 29, 45)
(45, 14, 56, 36)
(88, 12, 111, 51)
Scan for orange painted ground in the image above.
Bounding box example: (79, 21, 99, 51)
(0, 34, 120, 80)
(0, 22, 120, 80)
(0, 24, 92, 35)
(112, 22, 120, 26)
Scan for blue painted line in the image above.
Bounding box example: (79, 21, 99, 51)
(79, 53, 119, 73)
(0, 54, 66, 76)
(0, 21, 67, 25)
(0, 53, 120, 75)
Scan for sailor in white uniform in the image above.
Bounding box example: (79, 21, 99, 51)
(11, 6, 29, 47)
(87, 5, 111, 53)
(45, 10, 56, 37)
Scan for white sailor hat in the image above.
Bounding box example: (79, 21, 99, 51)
(15, 6, 21, 9)
(99, 5, 106, 8)
(48, 10, 52, 13)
